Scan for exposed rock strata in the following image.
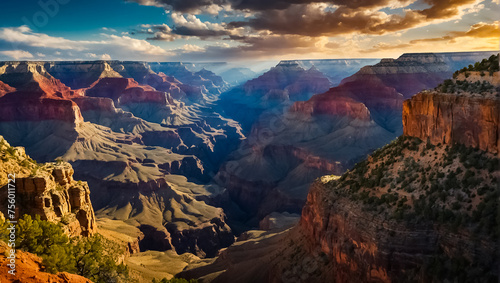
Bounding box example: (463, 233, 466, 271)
(403, 91, 500, 155)
(0, 136, 96, 237)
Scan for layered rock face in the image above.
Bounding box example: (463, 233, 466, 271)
(85, 77, 174, 105)
(16, 164, 97, 237)
(262, 58, 500, 282)
(241, 61, 331, 102)
(12, 60, 229, 105)
(44, 61, 122, 89)
(219, 60, 333, 132)
(216, 52, 496, 229)
(0, 97, 84, 124)
(0, 62, 84, 124)
(404, 67, 500, 155)
(0, 61, 77, 97)
(149, 62, 229, 96)
(403, 91, 500, 155)
(296, 58, 380, 85)
(144, 72, 204, 102)
(0, 136, 96, 237)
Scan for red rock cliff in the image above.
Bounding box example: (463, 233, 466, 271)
(403, 91, 499, 155)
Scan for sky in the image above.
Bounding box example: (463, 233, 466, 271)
(0, 0, 498, 63)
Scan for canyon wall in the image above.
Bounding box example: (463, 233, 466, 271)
(403, 91, 499, 155)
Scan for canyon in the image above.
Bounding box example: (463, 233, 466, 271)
(180, 54, 500, 283)
(0, 51, 497, 282)
(215, 51, 496, 229)
(0, 60, 241, 259)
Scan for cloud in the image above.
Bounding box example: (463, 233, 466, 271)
(178, 44, 206, 52)
(362, 21, 500, 53)
(229, 0, 482, 37)
(86, 53, 113, 60)
(127, 0, 415, 12)
(0, 26, 95, 51)
(101, 27, 118, 33)
(169, 34, 348, 61)
(0, 26, 171, 61)
(408, 21, 499, 44)
(126, 0, 226, 13)
(0, 50, 34, 60)
(136, 14, 231, 40)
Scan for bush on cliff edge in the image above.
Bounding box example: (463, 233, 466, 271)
(0, 214, 129, 283)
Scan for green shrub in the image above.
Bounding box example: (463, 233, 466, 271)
(14, 215, 128, 282)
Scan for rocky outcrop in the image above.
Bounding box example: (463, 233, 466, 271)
(403, 69, 500, 155)
(0, 96, 84, 124)
(219, 60, 332, 132)
(0, 61, 79, 98)
(0, 62, 85, 124)
(15, 163, 96, 237)
(44, 61, 122, 89)
(242, 61, 331, 102)
(149, 62, 229, 95)
(0, 81, 15, 97)
(273, 132, 500, 282)
(291, 92, 372, 120)
(0, 136, 96, 237)
(403, 91, 500, 155)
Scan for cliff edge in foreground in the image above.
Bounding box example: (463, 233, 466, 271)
(0, 135, 96, 237)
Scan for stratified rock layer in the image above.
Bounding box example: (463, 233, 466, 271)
(0, 136, 96, 237)
(403, 91, 499, 155)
